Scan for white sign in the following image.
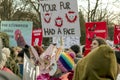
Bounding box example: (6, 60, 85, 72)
(23, 54, 36, 80)
(53, 36, 80, 48)
(39, 0, 80, 37)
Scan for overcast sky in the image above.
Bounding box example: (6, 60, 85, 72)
(77, 0, 120, 13)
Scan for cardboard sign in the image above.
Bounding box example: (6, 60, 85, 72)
(40, 44, 58, 76)
(32, 28, 43, 46)
(39, 0, 80, 37)
(23, 54, 36, 80)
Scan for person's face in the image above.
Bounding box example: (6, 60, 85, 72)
(91, 40, 99, 50)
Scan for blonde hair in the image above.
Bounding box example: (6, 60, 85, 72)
(2, 47, 10, 58)
(0, 53, 7, 69)
(0, 47, 10, 69)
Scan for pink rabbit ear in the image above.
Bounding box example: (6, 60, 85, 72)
(40, 44, 55, 59)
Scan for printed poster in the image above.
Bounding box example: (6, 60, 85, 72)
(0, 21, 33, 47)
(114, 25, 120, 45)
(84, 22, 107, 56)
(32, 28, 43, 46)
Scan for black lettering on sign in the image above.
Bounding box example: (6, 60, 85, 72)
(3, 29, 13, 33)
(2, 24, 8, 27)
(60, 2, 71, 10)
(41, 3, 57, 12)
(63, 28, 75, 35)
(57, 28, 62, 34)
(44, 28, 55, 35)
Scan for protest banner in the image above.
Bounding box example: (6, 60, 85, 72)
(114, 25, 120, 45)
(32, 28, 43, 46)
(0, 21, 33, 47)
(39, 0, 80, 37)
(84, 22, 107, 56)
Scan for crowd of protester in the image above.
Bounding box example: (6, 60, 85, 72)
(0, 32, 120, 80)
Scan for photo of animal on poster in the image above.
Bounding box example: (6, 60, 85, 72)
(0, 21, 33, 48)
